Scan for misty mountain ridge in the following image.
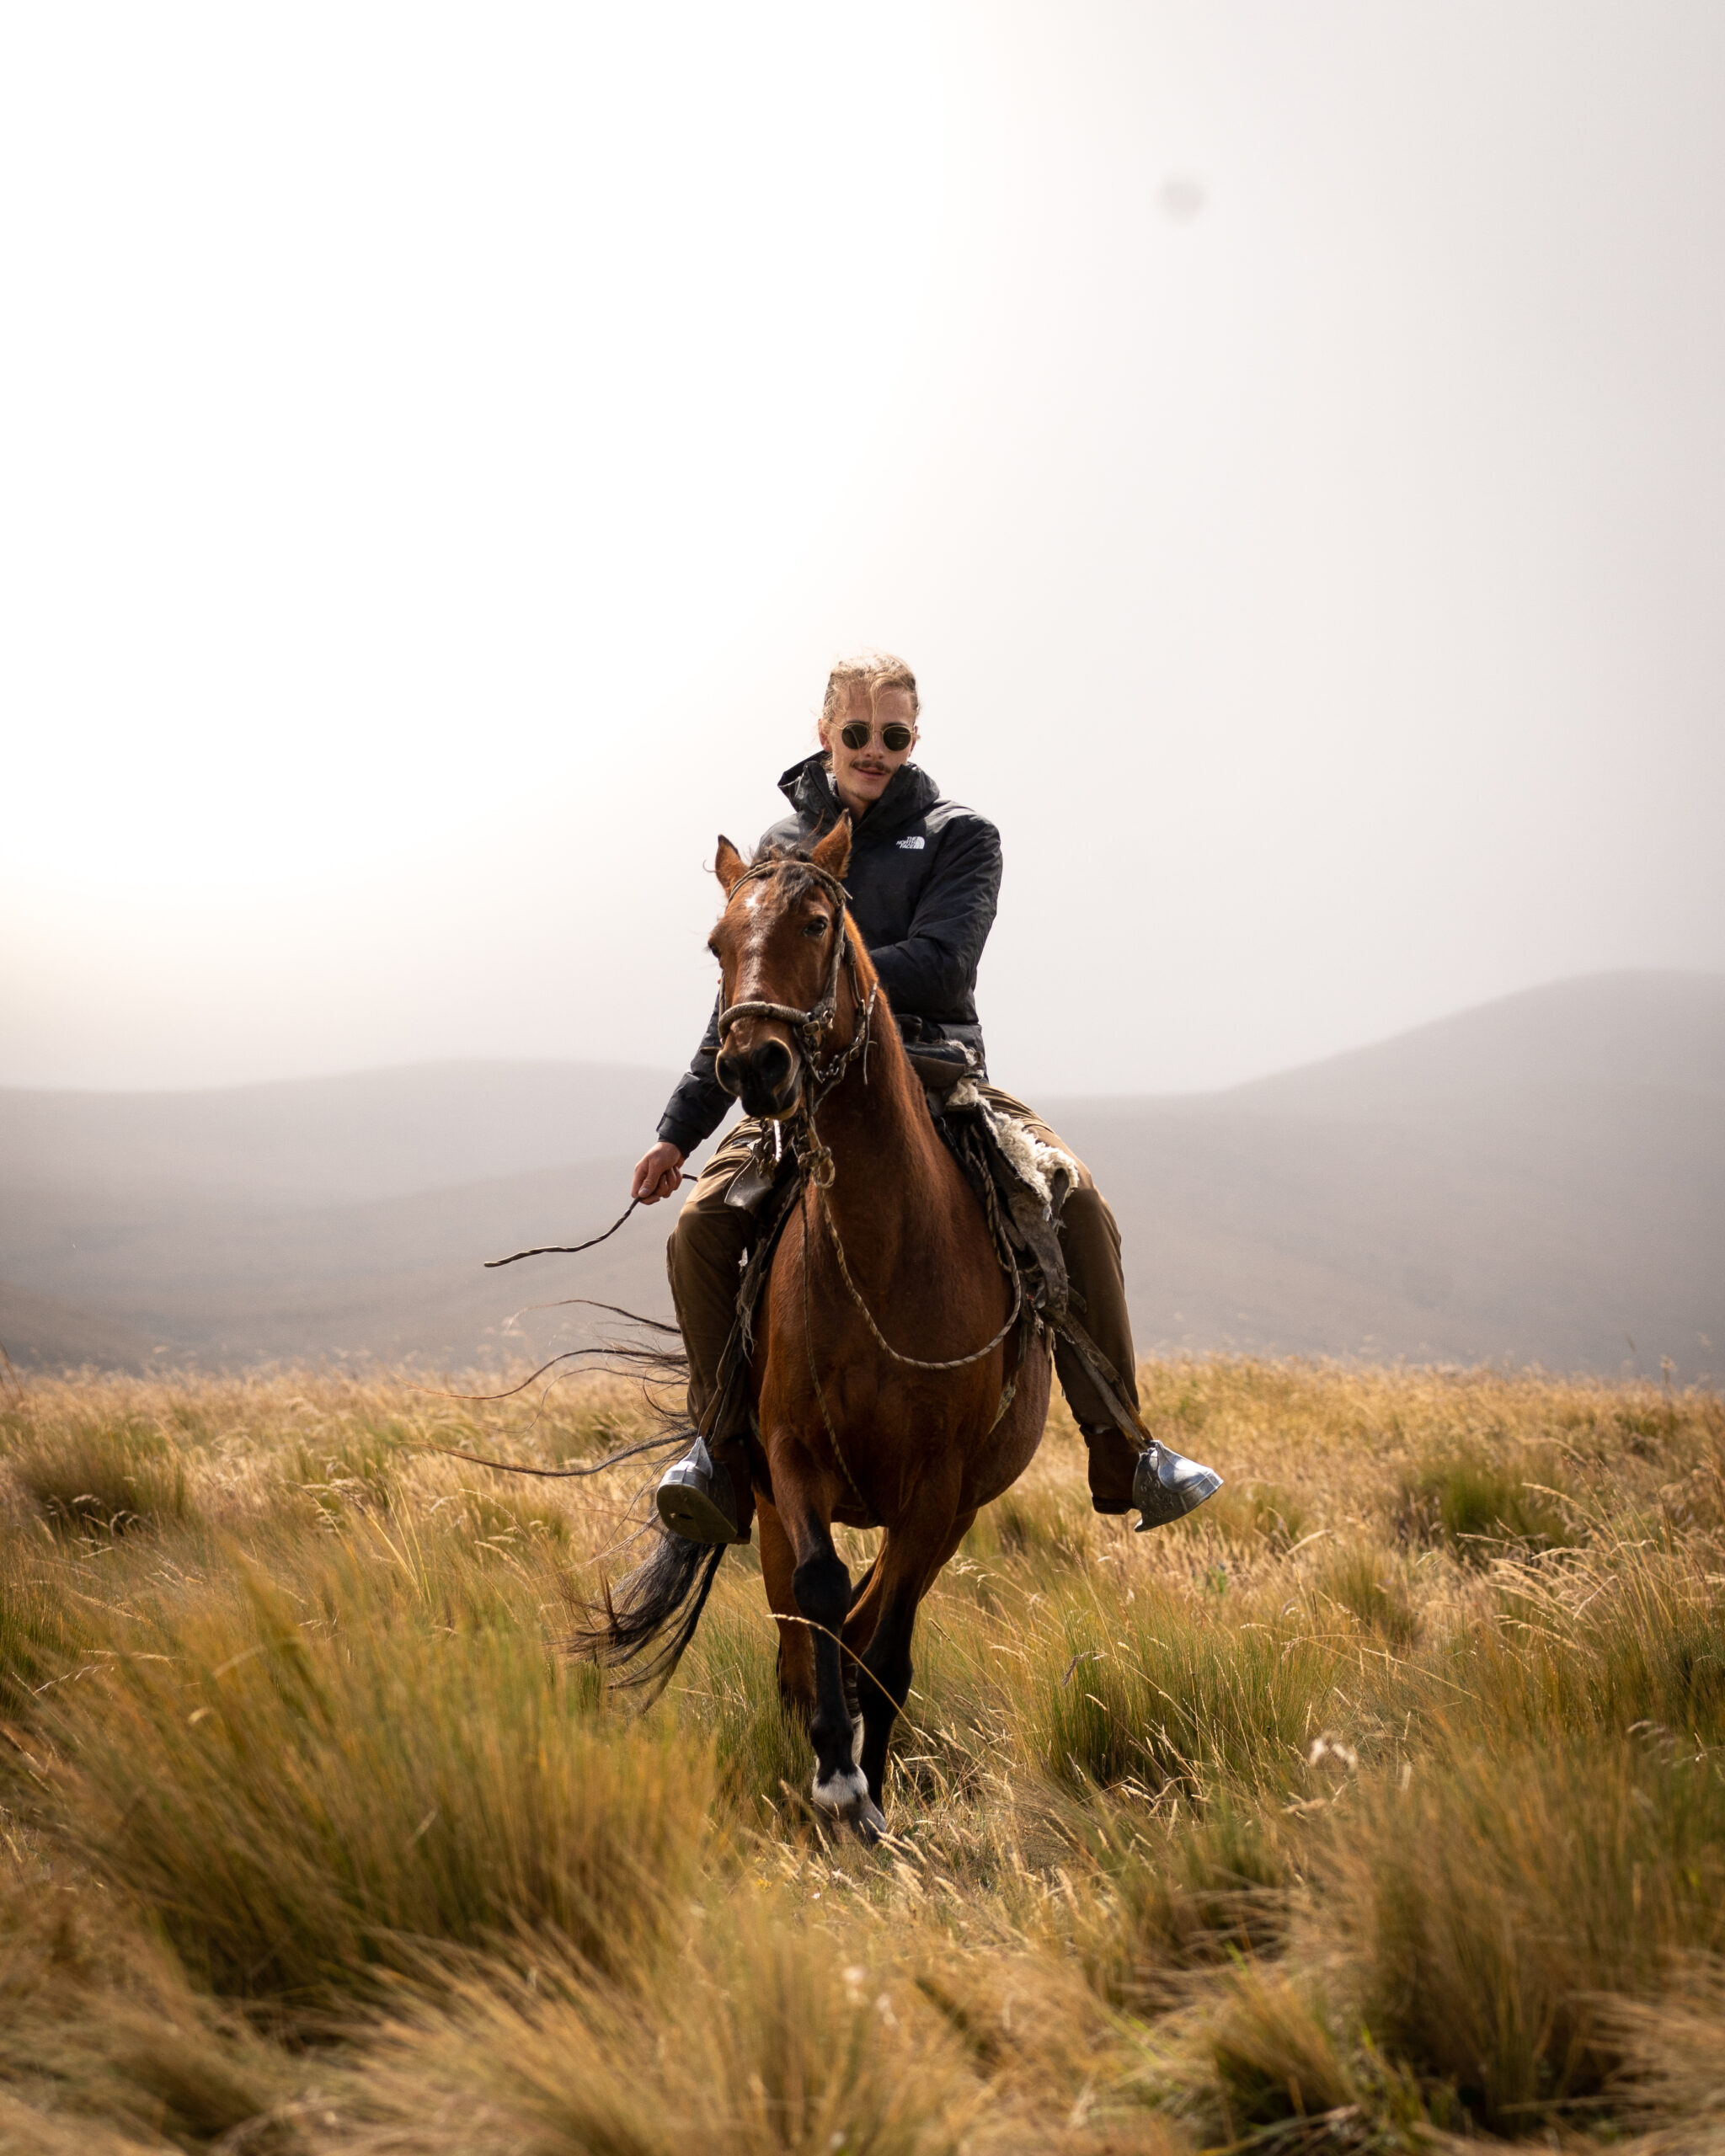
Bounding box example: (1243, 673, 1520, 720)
(0, 1059, 674, 1205)
(2, 970, 1719, 1378)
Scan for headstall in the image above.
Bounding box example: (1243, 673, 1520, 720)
(714, 857, 872, 1086)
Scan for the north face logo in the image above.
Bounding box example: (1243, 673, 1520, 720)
(897, 835, 926, 850)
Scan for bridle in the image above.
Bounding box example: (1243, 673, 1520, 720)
(711, 851, 1028, 1508)
(714, 856, 875, 1096)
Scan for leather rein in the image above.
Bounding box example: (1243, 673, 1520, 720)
(717, 854, 1025, 1396)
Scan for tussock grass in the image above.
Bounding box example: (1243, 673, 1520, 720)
(1444, 1533, 1725, 1748)
(1308, 1539, 1422, 1647)
(1082, 1796, 1294, 2007)
(1396, 1444, 1577, 1556)
(2, 1406, 190, 1534)
(0, 1869, 302, 2150)
(0, 1357, 1720, 2152)
(961, 1481, 1099, 1569)
(345, 1905, 985, 2156)
(1194, 1477, 1310, 1554)
(1030, 1579, 1348, 1798)
(37, 1529, 708, 2009)
(0, 1540, 89, 1716)
(1322, 1736, 1725, 2130)
(1601, 1957, 1725, 2151)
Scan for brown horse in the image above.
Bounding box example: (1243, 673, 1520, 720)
(595, 817, 1052, 1837)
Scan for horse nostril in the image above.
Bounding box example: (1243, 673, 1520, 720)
(714, 1049, 741, 1097)
(756, 1041, 793, 1093)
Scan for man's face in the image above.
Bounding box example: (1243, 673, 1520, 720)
(823, 686, 918, 816)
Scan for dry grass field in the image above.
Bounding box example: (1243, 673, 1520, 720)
(2, 1357, 1722, 2153)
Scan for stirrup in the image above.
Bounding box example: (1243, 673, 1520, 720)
(1133, 1438, 1223, 1531)
(655, 1437, 748, 1545)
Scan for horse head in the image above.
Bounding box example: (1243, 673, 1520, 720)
(708, 819, 857, 1122)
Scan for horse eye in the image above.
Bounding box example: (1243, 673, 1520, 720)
(804, 916, 829, 937)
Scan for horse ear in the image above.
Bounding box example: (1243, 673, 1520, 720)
(714, 836, 747, 894)
(810, 815, 852, 882)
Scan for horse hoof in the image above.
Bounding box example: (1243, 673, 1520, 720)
(809, 1765, 886, 1843)
(810, 1762, 868, 1817)
(654, 1447, 748, 1545)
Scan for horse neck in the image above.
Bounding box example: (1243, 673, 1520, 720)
(808, 935, 946, 1199)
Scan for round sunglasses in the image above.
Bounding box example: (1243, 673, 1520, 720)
(839, 720, 915, 752)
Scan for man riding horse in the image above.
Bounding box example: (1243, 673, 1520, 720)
(631, 651, 1220, 1545)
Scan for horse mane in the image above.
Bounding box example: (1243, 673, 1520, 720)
(750, 840, 834, 906)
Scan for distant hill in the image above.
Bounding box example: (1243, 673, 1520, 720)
(1041, 970, 1724, 1377)
(0, 1279, 164, 1372)
(2, 974, 1720, 1378)
(0, 1059, 674, 1203)
(1, 1158, 676, 1371)
(0, 1060, 694, 1374)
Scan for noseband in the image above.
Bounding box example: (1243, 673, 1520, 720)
(715, 857, 869, 1080)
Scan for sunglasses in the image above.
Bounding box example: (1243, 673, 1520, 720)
(839, 720, 914, 752)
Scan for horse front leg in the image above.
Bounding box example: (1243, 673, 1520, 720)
(757, 1497, 814, 1727)
(776, 1470, 884, 1841)
(850, 1508, 975, 1812)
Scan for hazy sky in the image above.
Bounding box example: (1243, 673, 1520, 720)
(4, 2, 1722, 1101)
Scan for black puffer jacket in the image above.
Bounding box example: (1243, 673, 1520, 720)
(656, 755, 1002, 1155)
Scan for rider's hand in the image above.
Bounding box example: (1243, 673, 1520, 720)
(631, 1140, 686, 1204)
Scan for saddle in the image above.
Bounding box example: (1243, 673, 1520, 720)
(707, 1047, 1145, 1454)
(925, 1085, 1148, 1446)
(905, 1039, 974, 1095)
(924, 1078, 1074, 1329)
(718, 1059, 1072, 1339)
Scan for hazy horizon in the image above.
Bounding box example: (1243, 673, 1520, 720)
(6, 970, 1719, 1376)
(5, 3, 1722, 1103)
(4, 963, 1718, 1104)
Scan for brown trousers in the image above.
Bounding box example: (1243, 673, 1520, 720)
(665, 1087, 1140, 1439)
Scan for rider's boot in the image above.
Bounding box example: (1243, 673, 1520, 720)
(1130, 1438, 1224, 1529)
(658, 1159, 760, 1545)
(1081, 1424, 1140, 1513)
(655, 1433, 750, 1545)
(1082, 1425, 1224, 1532)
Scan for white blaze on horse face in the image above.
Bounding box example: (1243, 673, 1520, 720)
(723, 883, 775, 1009)
(731, 883, 818, 1014)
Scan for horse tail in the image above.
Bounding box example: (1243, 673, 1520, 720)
(569, 1525, 725, 1697)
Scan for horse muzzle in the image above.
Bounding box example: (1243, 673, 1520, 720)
(714, 1033, 803, 1122)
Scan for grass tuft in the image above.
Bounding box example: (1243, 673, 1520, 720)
(1188, 1477, 1309, 1553)
(1323, 1737, 1725, 2130)
(1029, 1583, 1344, 1796)
(1310, 1539, 1421, 1647)
(3, 1411, 190, 1534)
(1086, 1796, 1293, 2005)
(348, 1907, 980, 2156)
(40, 1534, 713, 2009)
(1396, 1447, 1574, 1557)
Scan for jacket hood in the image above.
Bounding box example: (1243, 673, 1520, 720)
(776, 753, 941, 843)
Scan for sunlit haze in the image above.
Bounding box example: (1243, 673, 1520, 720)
(4, 3, 1722, 1098)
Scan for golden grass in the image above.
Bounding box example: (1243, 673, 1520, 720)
(0, 1358, 1720, 2152)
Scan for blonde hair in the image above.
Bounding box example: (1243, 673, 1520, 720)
(819, 651, 921, 734)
